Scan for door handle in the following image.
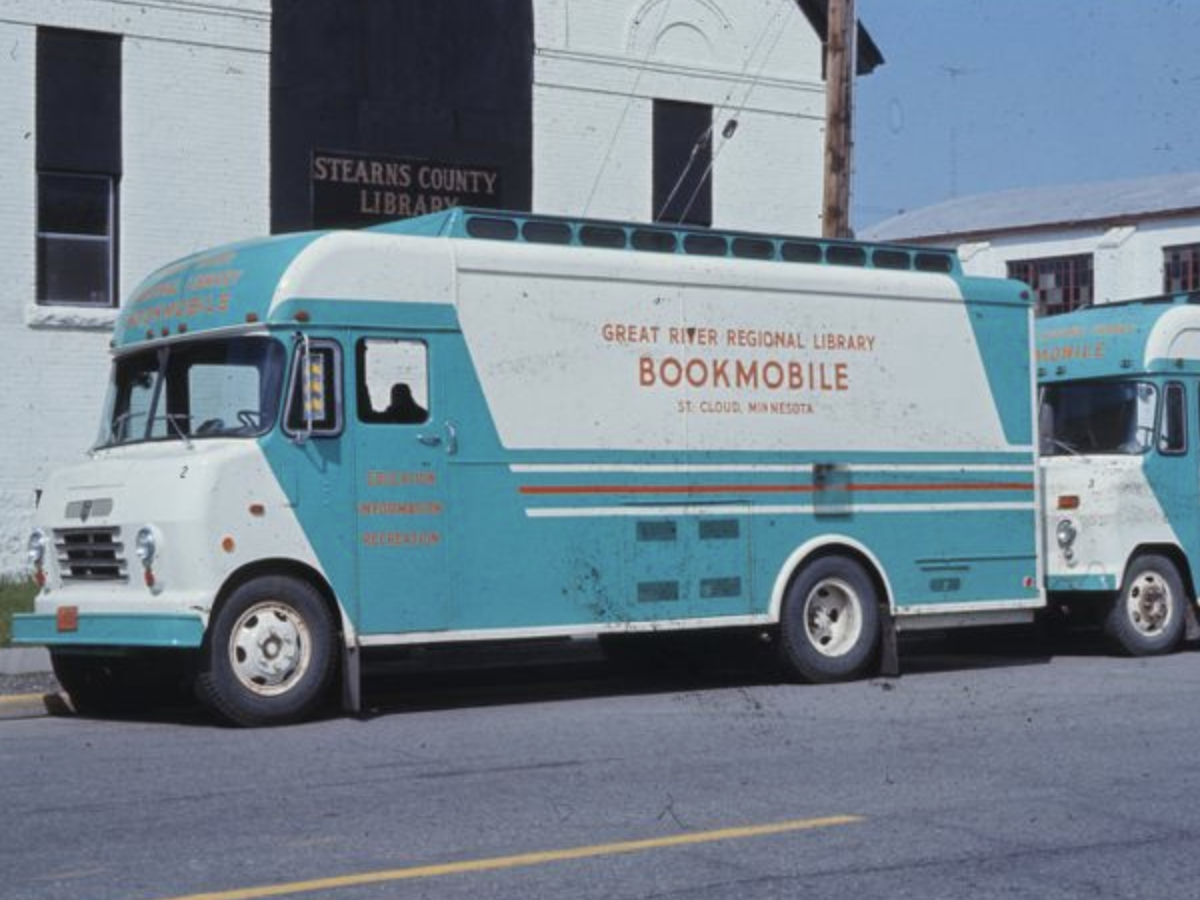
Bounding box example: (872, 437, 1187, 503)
(417, 421, 458, 454)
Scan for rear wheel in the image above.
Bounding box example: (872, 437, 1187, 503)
(1105, 554, 1186, 656)
(196, 576, 337, 726)
(778, 556, 881, 682)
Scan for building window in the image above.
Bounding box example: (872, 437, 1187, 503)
(37, 28, 122, 307)
(653, 100, 712, 227)
(1007, 255, 1093, 316)
(1164, 244, 1200, 293)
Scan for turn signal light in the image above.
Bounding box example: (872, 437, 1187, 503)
(1057, 495, 1080, 511)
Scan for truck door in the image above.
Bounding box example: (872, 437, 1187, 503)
(353, 334, 452, 635)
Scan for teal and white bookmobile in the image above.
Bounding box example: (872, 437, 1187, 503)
(15, 207, 1185, 725)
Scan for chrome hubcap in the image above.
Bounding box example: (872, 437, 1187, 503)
(229, 601, 312, 697)
(804, 578, 863, 658)
(1126, 572, 1172, 636)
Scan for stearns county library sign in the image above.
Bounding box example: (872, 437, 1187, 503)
(311, 150, 502, 228)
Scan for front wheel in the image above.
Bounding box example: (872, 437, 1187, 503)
(196, 576, 338, 726)
(1105, 555, 1187, 656)
(777, 556, 881, 682)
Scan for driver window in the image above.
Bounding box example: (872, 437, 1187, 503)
(358, 339, 429, 424)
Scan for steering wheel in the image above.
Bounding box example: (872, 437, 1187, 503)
(237, 409, 262, 431)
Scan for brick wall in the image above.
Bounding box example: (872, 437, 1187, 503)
(0, 0, 270, 576)
(532, 0, 827, 233)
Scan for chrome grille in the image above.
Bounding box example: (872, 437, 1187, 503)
(54, 527, 128, 582)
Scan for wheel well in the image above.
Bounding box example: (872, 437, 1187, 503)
(778, 542, 892, 619)
(214, 559, 347, 645)
(1127, 544, 1195, 599)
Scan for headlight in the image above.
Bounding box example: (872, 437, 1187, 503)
(1056, 519, 1077, 549)
(135, 526, 159, 564)
(27, 529, 47, 567)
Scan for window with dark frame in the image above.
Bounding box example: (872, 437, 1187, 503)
(285, 341, 342, 436)
(357, 339, 430, 425)
(1007, 254, 1093, 317)
(1161, 382, 1187, 455)
(1164, 243, 1200, 293)
(653, 100, 712, 227)
(36, 28, 122, 308)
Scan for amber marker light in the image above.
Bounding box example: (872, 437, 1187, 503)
(246, 312, 259, 323)
(248, 504, 265, 517)
(294, 310, 311, 323)
(1057, 495, 1080, 511)
(178, 323, 188, 334)
(222, 536, 237, 553)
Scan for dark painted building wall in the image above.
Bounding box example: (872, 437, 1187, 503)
(271, 0, 534, 233)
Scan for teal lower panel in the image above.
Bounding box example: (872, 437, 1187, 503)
(1046, 574, 1118, 592)
(11, 613, 205, 649)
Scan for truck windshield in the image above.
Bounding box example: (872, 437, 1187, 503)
(98, 337, 286, 447)
(1039, 380, 1158, 456)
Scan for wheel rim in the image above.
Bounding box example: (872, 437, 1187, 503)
(228, 601, 312, 697)
(803, 577, 864, 657)
(1125, 571, 1174, 636)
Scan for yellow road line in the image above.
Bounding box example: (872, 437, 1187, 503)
(0, 693, 48, 707)
(146, 814, 864, 900)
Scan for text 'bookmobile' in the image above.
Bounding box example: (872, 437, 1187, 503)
(14, 209, 1042, 725)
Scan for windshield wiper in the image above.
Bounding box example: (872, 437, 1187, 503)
(1048, 437, 1080, 456)
(164, 414, 194, 449)
(108, 411, 135, 444)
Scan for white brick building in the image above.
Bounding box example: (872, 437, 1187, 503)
(0, 0, 270, 575)
(0, 0, 879, 576)
(533, 0, 844, 232)
(862, 172, 1200, 317)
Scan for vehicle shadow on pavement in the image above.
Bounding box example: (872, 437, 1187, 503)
(48, 626, 1196, 727)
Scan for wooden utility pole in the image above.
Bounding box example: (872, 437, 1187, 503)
(822, 0, 856, 238)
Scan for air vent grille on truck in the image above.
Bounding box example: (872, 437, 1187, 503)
(54, 527, 128, 582)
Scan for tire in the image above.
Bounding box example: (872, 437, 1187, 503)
(195, 576, 338, 726)
(1105, 554, 1187, 656)
(52, 650, 195, 716)
(777, 556, 881, 682)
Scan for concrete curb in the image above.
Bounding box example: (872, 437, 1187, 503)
(0, 647, 51, 676)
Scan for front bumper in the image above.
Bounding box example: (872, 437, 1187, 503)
(12, 612, 205, 649)
(1045, 573, 1118, 593)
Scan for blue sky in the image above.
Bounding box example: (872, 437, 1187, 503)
(851, 0, 1200, 229)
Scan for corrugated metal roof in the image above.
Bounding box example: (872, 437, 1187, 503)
(861, 171, 1200, 243)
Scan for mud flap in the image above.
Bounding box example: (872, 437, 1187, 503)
(341, 639, 362, 714)
(1185, 599, 1200, 643)
(878, 605, 900, 677)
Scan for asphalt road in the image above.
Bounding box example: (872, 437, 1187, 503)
(3, 633, 1200, 900)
